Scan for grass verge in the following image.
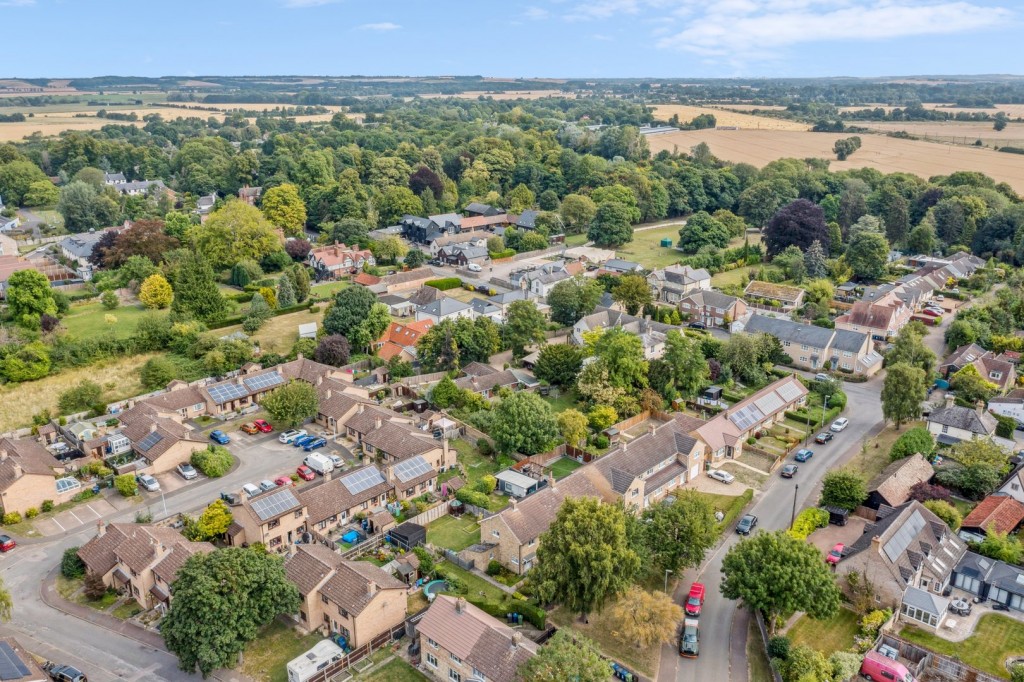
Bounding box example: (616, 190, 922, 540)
(786, 607, 860, 656)
(901, 613, 1024, 678)
(241, 619, 323, 682)
(696, 490, 755, 533)
(748, 613, 774, 682)
(846, 421, 924, 483)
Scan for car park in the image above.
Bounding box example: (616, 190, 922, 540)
(253, 419, 273, 433)
(736, 514, 758, 535)
(176, 463, 198, 480)
(685, 583, 705, 617)
(303, 437, 327, 451)
(815, 432, 833, 444)
(707, 469, 735, 484)
(242, 483, 261, 498)
(136, 474, 160, 492)
(679, 618, 699, 658)
(210, 430, 230, 445)
(795, 449, 814, 462)
(0, 535, 16, 552)
(304, 452, 334, 474)
(258, 479, 277, 492)
(279, 429, 307, 444)
(826, 543, 844, 565)
(780, 463, 799, 478)
(935, 294, 944, 301)
(921, 308, 941, 317)
(296, 465, 316, 481)
(239, 423, 259, 435)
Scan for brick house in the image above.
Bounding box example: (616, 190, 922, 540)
(285, 544, 406, 646)
(648, 264, 712, 303)
(958, 495, 1024, 543)
(417, 596, 537, 682)
(939, 343, 1017, 393)
(0, 437, 69, 516)
(296, 466, 394, 541)
(834, 299, 913, 340)
(678, 290, 747, 328)
(226, 487, 307, 554)
(116, 402, 207, 475)
(307, 243, 376, 279)
(373, 320, 434, 364)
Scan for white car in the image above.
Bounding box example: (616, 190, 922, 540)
(279, 429, 307, 444)
(708, 469, 735, 484)
(830, 417, 849, 432)
(467, 263, 482, 272)
(137, 474, 160, 492)
(328, 454, 344, 469)
(176, 463, 198, 480)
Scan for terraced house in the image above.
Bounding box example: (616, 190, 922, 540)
(296, 466, 394, 541)
(742, 314, 883, 376)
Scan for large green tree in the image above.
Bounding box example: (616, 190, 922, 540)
(720, 531, 841, 631)
(611, 274, 653, 315)
(546, 276, 603, 326)
(502, 300, 547, 359)
(533, 498, 640, 618)
(588, 201, 634, 247)
(323, 286, 378, 340)
(845, 230, 890, 280)
(161, 547, 300, 677)
(677, 211, 730, 253)
(260, 380, 319, 428)
(6, 269, 57, 327)
(0, 159, 50, 205)
(188, 201, 283, 269)
(56, 180, 119, 232)
(641, 490, 717, 577)
(519, 630, 608, 682)
(764, 198, 829, 256)
(887, 322, 936, 374)
(491, 391, 560, 455)
(260, 183, 306, 237)
(533, 344, 584, 388)
(662, 330, 710, 399)
(170, 252, 227, 323)
(881, 362, 927, 428)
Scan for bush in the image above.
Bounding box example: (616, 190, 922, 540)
(424, 277, 462, 291)
(890, 427, 934, 461)
(413, 546, 435, 576)
(114, 474, 138, 497)
(2, 512, 21, 525)
(594, 434, 610, 449)
(908, 481, 951, 503)
(455, 488, 491, 508)
(191, 445, 233, 478)
(788, 507, 829, 540)
(923, 500, 962, 531)
(41, 500, 54, 512)
(474, 475, 497, 494)
(61, 546, 85, 579)
(25, 507, 38, 519)
(140, 356, 177, 390)
(487, 560, 503, 576)
(860, 609, 890, 638)
(58, 380, 104, 414)
(83, 572, 108, 601)
(767, 635, 791, 660)
(101, 290, 119, 310)
(477, 439, 493, 457)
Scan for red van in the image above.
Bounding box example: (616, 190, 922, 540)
(860, 650, 915, 682)
(685, 582, 705, 617)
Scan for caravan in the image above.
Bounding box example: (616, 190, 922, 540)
(287, 640, 344, 682)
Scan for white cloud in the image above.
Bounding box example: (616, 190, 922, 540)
(282, 0, 340, 7)
(358, 22, 401, 31)
(524, 5, 549, 19)
(656, 1, 1014, 59)
(0, 0, 35, 6)
(565, 0, 644, 21)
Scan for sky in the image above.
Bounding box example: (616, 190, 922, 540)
(1, 0, 1021, 79)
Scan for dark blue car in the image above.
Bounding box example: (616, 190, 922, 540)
(303, 437, 327, 451)
(209, 430, 230, 445)
(795, 449, 814, 462)
(293, 435, 315, 448)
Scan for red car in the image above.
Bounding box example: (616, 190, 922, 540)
(253, 419, 273, 433)
(274, 475, 293, 487)
(296, 465, 316, 481)
(685, 582, 705, 617)
(0, 535, 15, 552)
(826, 543, 844, 565)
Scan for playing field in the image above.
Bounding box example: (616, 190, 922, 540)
(646, 129, 1024, 192)
(651, 105, 809, 131)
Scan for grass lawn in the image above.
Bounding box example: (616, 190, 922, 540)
(901, 613, 1024, 678)
(241, 619, 323, 682)
(564, 233, 589, 247)
(549, 456, 582, 480)
(439, 563, 506, 603)
(616, 224, 686, 270)
(786, 607, 860, 655)
(696, 490, 754, 532)
(218, 307, 327, 355)
(310, 280, 349, 298)
(542, 390, 580, 414)
(450, 439, 500, 483)
(407, 591, 429, 615)
(83, 590, 119, 610)
(427, 514, 481, 551)
(62, 301, 164, 340)
(846, 421, 924, 484)
(748, 614, 774, 682)
(550, 601, 661, 676)
(359, 657, 429, 682)
(111, 600, 143, 620)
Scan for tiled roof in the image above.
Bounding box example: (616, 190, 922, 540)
(868, 453, 934, 507)
(353, 272, 381, 286)
(113, 525, 196, 575)
(679, 290, 739, 311)
(460, 214, 509, 230)
(454, 370, 521, 394)
(694, 375, 808, 452)
(77, 524, 129, 575)
(309, 243, 374, 269)
(927, 405, 996, 436)
(375, 320, 433, 351)
(961, 495, 1024, 535)
(151, 542, 214, 584)
(418, 298, 472, 318)
(296, 466, 394, 526)
(417, 595, 537, 682)
(362, 421, 439, 460)
(381, 268, 434, 287)
(142, 385, 206, 412)
(835, 300, 902, 330)
(744, 280, 805, 303)
(0, 437, 62, 491)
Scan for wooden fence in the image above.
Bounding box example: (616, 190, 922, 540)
(301, 622, 408, 682)
(877, 633, 1006, 682)
(406, 501, 451, 527)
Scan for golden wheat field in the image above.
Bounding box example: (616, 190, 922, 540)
(855, 121, 1024, 148)
(646, 129, 1024, 192)
(651, 105, 809, 131)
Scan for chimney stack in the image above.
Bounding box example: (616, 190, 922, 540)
(367, 580, 377, 596)
(0, 449, 7, 462)
(326, 389, 333, 400)
(511, 632, 522, 649)
(976, 400, 986, 418)
(945, 393, 955, 409)
(150, 422, 158, 433)
(375, 416, 382, 430)
(97, 520, 105, 537)
(870, 535, 881, 553)
(456, 597, 467, 614)
(509, 497, 517, 511)
(11, 462, 21, 479)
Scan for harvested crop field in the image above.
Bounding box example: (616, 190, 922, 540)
(646, 129, 1024, 192)
(855, 120, 1024, 148)
(651, 105, 809, 131)
(922, 103, 1024, 118)
(418, 90, 570, 100)
(707, 104, 787, 112)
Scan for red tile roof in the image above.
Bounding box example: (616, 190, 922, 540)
(962, 495, 1024, 535)
(353, 272, 381, 286)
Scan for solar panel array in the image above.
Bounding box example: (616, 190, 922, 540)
(251, 488, 300, 521)
(136, 431, 164, 452)
(883, 510, 926, 562)
(208, 381, 249, 405)
(754, 393, 784, 416)
(777, 381, 803, 403)
(0, 642, 30, 681)
(341, 467, 387, 495)
(729, 404, 765, 432)
(244, 371, 285, 393)
(394, 456, 433, 483)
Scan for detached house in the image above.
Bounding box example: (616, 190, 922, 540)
(307, 243, 376, 280)
(988, 389, 1024, 424)
(939, 344, 1017, 393)
(416, 298, 473, 325)
(865, 454, 934, 511)
(679, 290, 746, 329)
(0, 437, 70, 516)
(648, 264, 712, 303)
(959, 494, 1024, 543)
(926, 395, 1015, 451)
(835, 299, 913, 341)
(285, 544, 406, 646)
(374, 319, 434, 363)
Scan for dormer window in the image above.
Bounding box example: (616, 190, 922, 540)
(990, 372, 1003, 381)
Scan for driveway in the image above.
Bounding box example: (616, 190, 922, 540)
(32, 498, 117, 536)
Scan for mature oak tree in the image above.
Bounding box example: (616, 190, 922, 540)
(491, 392, 560, 455)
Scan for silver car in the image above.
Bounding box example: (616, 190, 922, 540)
(258, 479, 278, 492)
(707, 469, 735, 484)
(137, 474, 160, 492)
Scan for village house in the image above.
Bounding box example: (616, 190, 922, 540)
(487, 289, 549, 322)
(834, 299, 914, 340)
(428, 232, 484, 258)
(836, 501, 968, 609)
(417, 595, 537, 682)
(678, 290, 747, 329)
(285, 544, 406, 646)
(958, 494, 1024, 543)
(373, 319, 434, 364)
(377, 294, 416, 318)
(238, 186, 262, 205)
(307, 243, 376, 280)
(383, 454, 439, 500)
(0, 437, 70, 516)
(508, 261, 582, 297)
(988, 389, 1024, 424)
(115, 402, 207, 475)
(226, 487, 307, 554)
(571, 308, 675, 348)
(952, 551, 1024, 613)
(742, 314, 883, 376)
(743, 280, 806, 311)
(59, 226, 123, 281)
(939, 343, 1017, 393)
(463, 202, 502, 217)
(195, 194, 217, 221)
(437, 244, 489, 267)
(77, 522, 213, 610)
(599, 258, 643, 275)
(377, 268, 436, 294)
(458, 213, 510, 233)
(648, 264, 712, 303)
(926, 395, 1015, 451)
(401, 213, 463, 245)
(864, 454, 934, 511)
(416, 297, 474, 325)
(360, 419, 453, 473)
(296, 466, 394, 540)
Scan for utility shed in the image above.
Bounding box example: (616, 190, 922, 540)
(389, 522, 426, 551)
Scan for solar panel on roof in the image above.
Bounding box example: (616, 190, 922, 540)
(250, 488, 299, 521)
(0, 642, 30, 681)
(754, 393, 784, 416)
(394, 456, 433, 483)
(341, 467, 387, 495)
(729, 404, 764, 432)
(136, 431, 164, 452)
(243, 371, 285, 393)
(208, 382, 249, 404)
(777, 381, 803, 403)
(883, 510, 926, 563)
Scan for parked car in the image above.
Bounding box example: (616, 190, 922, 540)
(679, 618, 700, 658)
(303, 437, 328, 451)
(296, 465, 316, 481)
(935, 294, 945, 302)
(687, 322, 707, 330)
(242, 483, 261, 498)
(794, 448, 814, 462)
(239, 423, 259, 435)
(707, 469, 735, 484)
(826, 543, 844, 565)
(210, 430, 230, 445)
(685, 582, 705, 617)
(253, 419, 273, 433)
(814, 373, 831, 382)
(0, 535, 16, 552)
(274, 475, 293, 487)
(279, 429, 307, 444)
(830, 418, 849, 432)
(736, 514, 758, 535)
(258, 479, 277, 492)
(176, 463, 198, 480)
(780, 463, 799, 478)
(920, 308, 941, 317)
(42, 662, 88, 682)
(136, 474, 160, 492)
(815, 432, 833, 444)
(467, 263, 482, 272)
(293, 435, 315, 448)
(328, 454, 344, 469)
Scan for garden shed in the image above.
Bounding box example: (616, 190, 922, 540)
(495, 469, 545, 499)
(389, 522, 426, 551)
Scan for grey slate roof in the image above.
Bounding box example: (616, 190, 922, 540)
(680, 290, 739, 310)
(470, 299, 500, 316)
(61, 230, 112, 259)
(744, 315, 835, 348)
(516, 210, 539, 229)
(902, 585, 947, 616)
(490, 289, 531, 305)
(832, 328, 869, 353)
(603, 259, 642, 272)
(419, 297, 472, 318)
(927, 406, 996, 436)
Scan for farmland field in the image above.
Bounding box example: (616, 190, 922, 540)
(855, 120, 1024, 148)
(646, 129, 1024, 193)
(418, 90, 570, 100)
(651, 105, 809, 131)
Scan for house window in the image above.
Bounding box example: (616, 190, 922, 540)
(1013, 483, 1020, 492)
(294, 510, 303, 519)
(449, 671, 461, 682)
(473, 668, 486, 680)
(428, 638, 438, 649)
(270, 537, 282, 548)
(631, 489, 639, 497)
(339, 606, 349, 618)
(784, 341, 791, 347)
(800, 357, 807, 363)
(426, 653, 437, 668)
(941, 425, 949, 434)
(842, 363, 851, 370)
(193, 403, 204, 411)
(450, 652, 462, 664)
(511, 558, 519, 565)
(991, 372, 1003, 380)
(321, 594, 329, 604)
(801, 344, 808, 351)
(268, 519, 280, 530)
(527, 538, 535, 546)
(492, 530, 500, 538)
(843, 351, 852, 358)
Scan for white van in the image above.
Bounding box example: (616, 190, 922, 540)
(304, 453, 335, 476)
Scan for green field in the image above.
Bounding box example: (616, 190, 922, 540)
(901, 613, 1024, 678)
(564, 233, 589, 247)
(426, 514, 481, 551)
(62, 301, 164, 339)
(542, 390, 580, 414)
(616, 224, 686, 269)
(787, 607, 860, 655)
(438, 563, 507, 603)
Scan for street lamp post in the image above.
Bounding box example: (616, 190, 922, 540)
(790, 483, 800, 529)
(820, 395, 831, 430)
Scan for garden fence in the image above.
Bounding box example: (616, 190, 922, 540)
(754, 610, 784, 682)
(300, 622, 408, 682)
(406, 502, 450, 527)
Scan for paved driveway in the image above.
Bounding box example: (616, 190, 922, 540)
(33, 498, 117, 536)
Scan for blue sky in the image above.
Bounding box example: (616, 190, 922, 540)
(2, 0, 1021, 78)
